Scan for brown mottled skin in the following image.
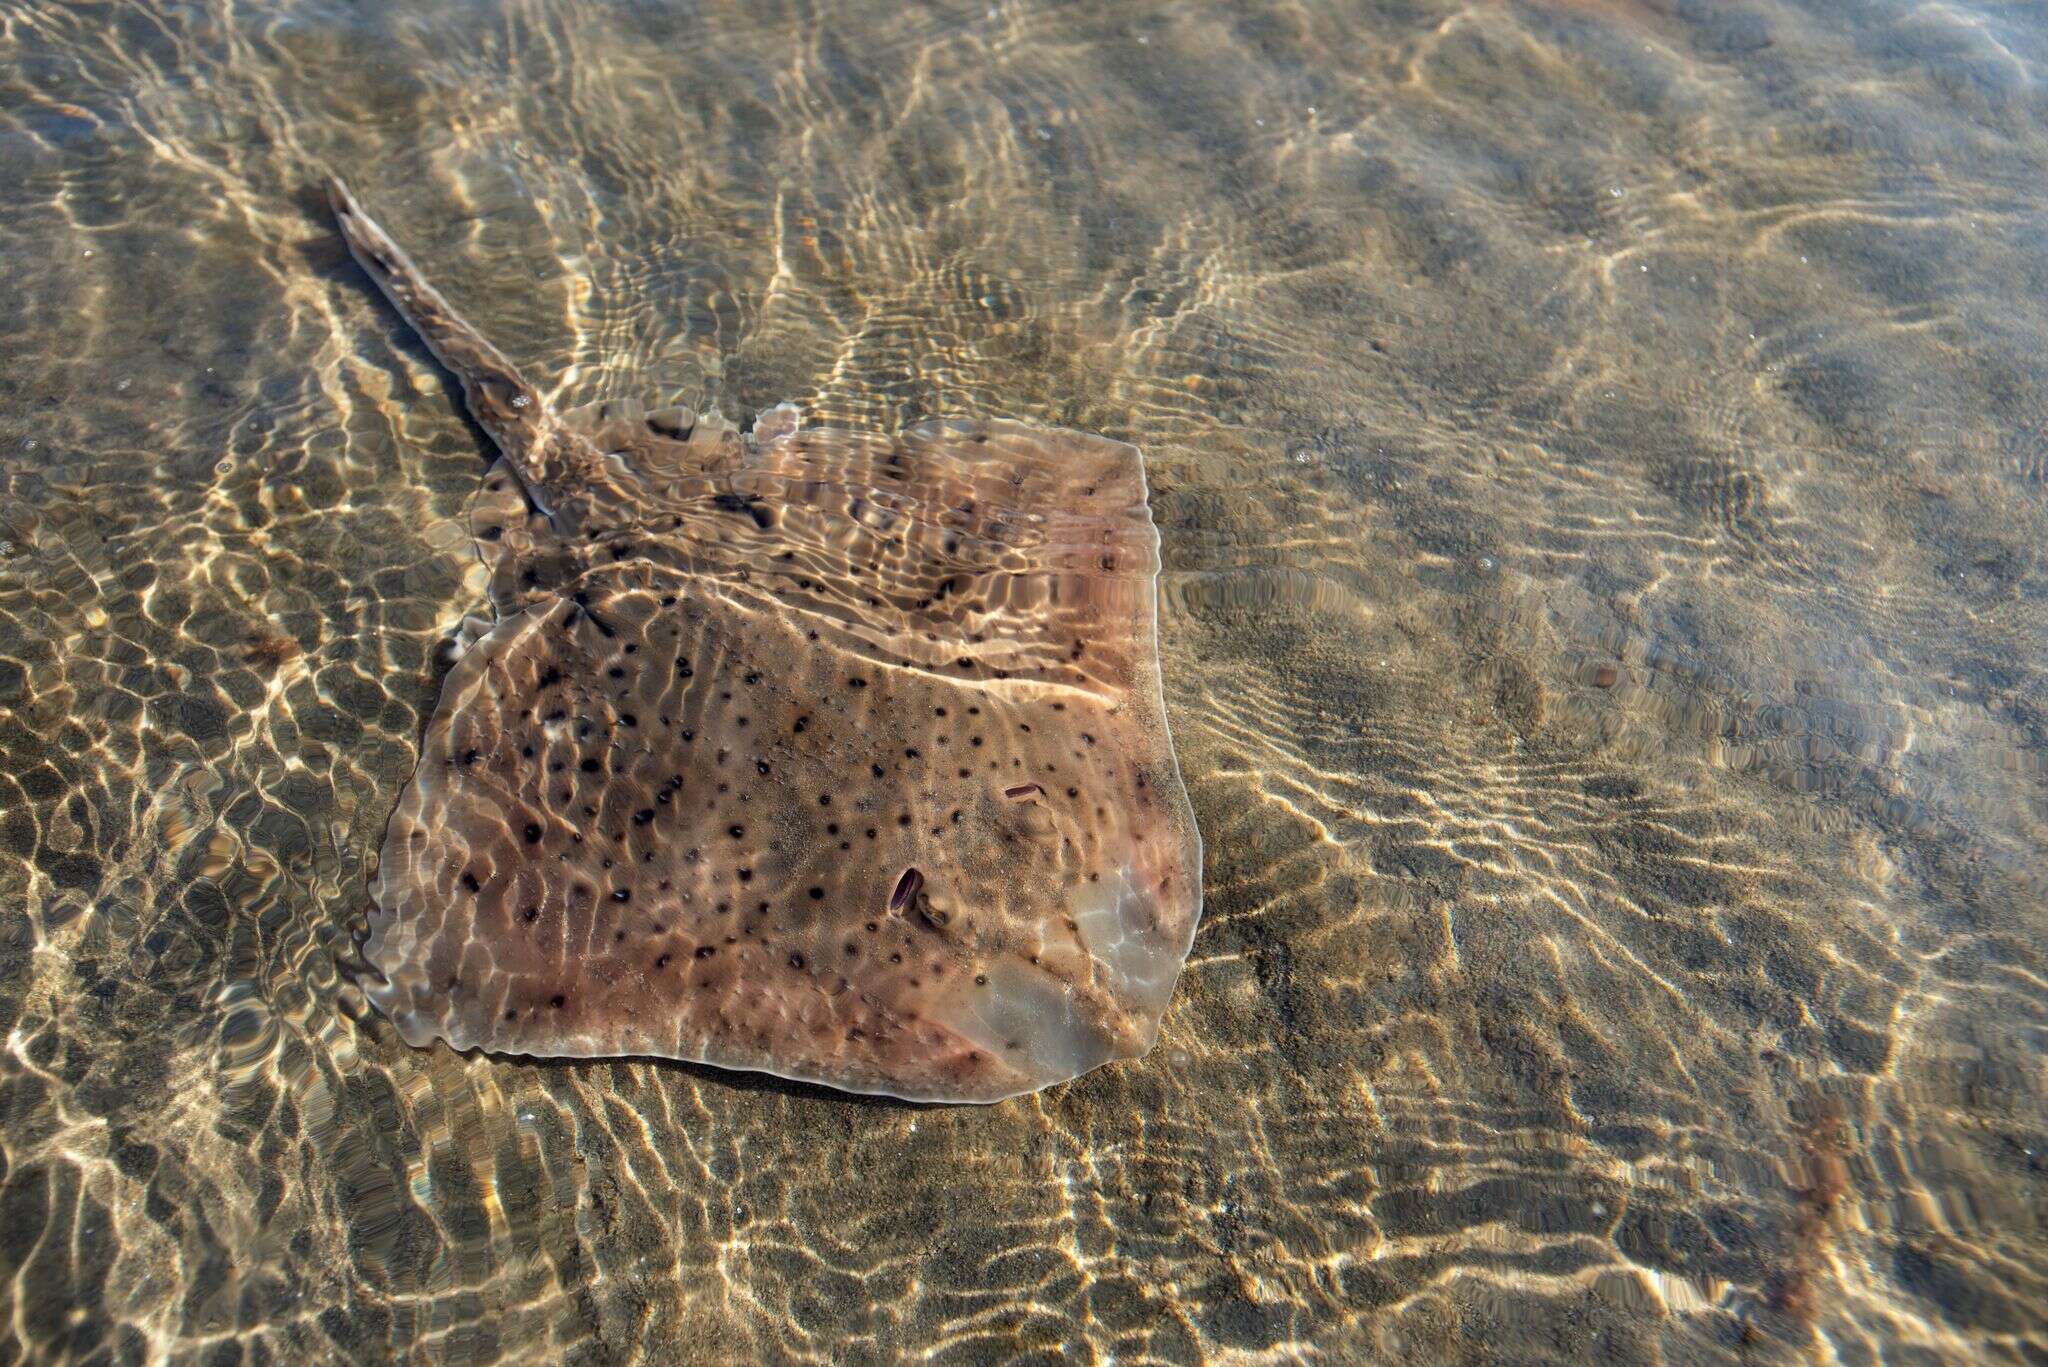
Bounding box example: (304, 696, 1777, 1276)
(331, 177, 1202, 1102)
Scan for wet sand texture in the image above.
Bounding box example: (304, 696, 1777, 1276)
(0, 0, 2042, 1360)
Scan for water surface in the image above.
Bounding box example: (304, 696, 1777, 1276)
(1, 0, 2044, 1360)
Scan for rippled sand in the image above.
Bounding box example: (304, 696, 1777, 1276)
(2, 0, 2044, 1360)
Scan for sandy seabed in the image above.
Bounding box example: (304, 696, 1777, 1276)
(0, 0, 2043, 1360)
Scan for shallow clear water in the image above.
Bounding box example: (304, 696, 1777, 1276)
(2, 0, 2045, 1360)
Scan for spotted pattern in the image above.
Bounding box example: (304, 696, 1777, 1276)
(334, 179, 1202, 1101)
